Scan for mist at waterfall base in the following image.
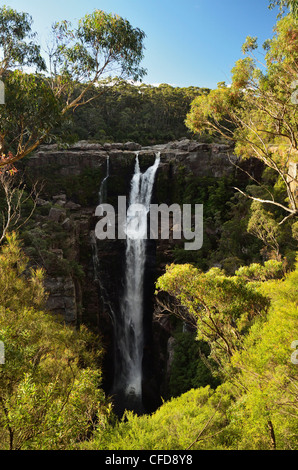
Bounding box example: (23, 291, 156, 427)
(95, 153, 161, 416)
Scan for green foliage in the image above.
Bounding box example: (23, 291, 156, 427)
(80, 261, 298, 450)
(247, 201, 281, 256)
(1, 71, 63, 157)
(64, 80, 209, 145)
(227, 266, 298, 449)
(21, 220, 85, 279)
(0, 233, 111, 449)
(81, 385, 232, 450)
(0, 5, 46, 74)
(160, 160, 295, 273)
(269, 0, 298, 18)
(235, 259, 284, 281)
(213, 169, 297, 270)
(163, 172, 245, 271)
(186, 13, 298, 219)
(156, 263, 270, 369)
(292, 220, 298, 239)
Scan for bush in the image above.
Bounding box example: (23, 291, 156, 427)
(0, 233, 111, 450)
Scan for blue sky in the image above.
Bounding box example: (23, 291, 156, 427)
(4, 0, 279, 89)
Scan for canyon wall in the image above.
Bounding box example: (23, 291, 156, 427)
(23, 139, 262, 411)
(24, 138, 244, 325)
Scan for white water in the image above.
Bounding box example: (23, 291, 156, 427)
(91, 156, 110, 283)
(99, 155, 110, 204)
(113, 152, 160, 409)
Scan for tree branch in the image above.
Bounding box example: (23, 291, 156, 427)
(233, 186, 296, 216)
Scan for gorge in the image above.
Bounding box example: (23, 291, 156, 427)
(21, 138, 262, 414)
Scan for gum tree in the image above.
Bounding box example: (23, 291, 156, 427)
(0, 6, 146, 166)
(269, 0, 298, 18)
(155, 263, 269, 371)
(0, 5, 46, 76)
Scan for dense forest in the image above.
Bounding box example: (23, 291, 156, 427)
(0, 1, 297, 452)
(58, 80, 210, 145)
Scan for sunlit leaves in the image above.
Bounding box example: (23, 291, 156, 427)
(52, 10, 146, 84)
(156, 263, 269, 368)
(0, 234, 110, 449)
(0, 6, 46, 74)
(186, 13, 298, 218)
(80, 263, 298, 451)
(228, 266, 298, 449)
(242, 36, 258, 54)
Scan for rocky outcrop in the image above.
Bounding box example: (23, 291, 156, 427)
(44, 276, 77, 324)
(27, 138, 237, 179)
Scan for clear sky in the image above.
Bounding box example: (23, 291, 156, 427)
(4, 0, 279, 89)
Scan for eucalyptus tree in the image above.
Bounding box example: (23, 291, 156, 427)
(186, 12, 298, 223)
(0, 6, 146, 167)
(269, 0, 298, 18)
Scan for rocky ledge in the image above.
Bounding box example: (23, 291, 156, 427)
(27, 138, 238, 179)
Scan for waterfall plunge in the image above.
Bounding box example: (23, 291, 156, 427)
(112, 152, 160, 412)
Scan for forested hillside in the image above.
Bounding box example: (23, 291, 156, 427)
(57, 80, 210, 145)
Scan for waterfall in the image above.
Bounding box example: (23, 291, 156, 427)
(112, 152, 160, 413)
(91, 155, 110, 282)
(99, 155, 110, 204)
(90, 155, 116, 324)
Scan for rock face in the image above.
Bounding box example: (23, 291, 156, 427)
(27, 139, 237, 179)
(23, 138, 260, 411)
(44, 276, 77, 324)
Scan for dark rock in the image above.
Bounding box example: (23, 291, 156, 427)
(53, 194, 67, 202)
(36, 198, 49, 206)
(61, 217, 73, 231)
(65, 201, 81, 210)
(44, 276, 77, 324)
